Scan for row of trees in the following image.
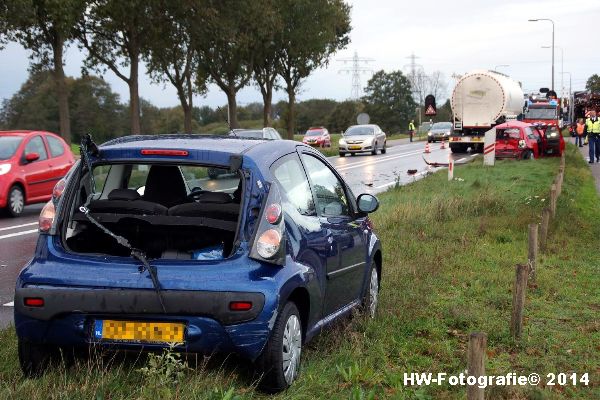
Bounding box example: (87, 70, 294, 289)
(1, 69, 439, 141)
(0, 0, 351, 143)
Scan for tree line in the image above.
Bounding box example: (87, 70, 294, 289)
(1, 69, 448, 143)
(0, 0, 351, 143)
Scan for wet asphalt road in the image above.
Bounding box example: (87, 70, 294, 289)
(0, 138, 475, 328)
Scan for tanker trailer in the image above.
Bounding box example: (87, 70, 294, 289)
(450, 70, 524, 153)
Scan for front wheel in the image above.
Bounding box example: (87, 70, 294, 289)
(522, 150, 534, 160)
(371, 143, 378, 155)
(257, 302, 302, 393)
(381, 142, 387, 154)
(7, 185, 25, 217)
(339, 152, 346, 157)
(362, 266, 379, 318)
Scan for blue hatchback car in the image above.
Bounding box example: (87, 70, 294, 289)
(14, 135, 382, 392)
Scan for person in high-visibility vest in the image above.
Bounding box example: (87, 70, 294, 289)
(575, 118, 585, 147)
(585, 110, 600, 163)
(408, 120, 415, 142)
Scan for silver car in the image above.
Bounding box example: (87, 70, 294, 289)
(427, 122, 452, 143)
(339, 124, 387, 157)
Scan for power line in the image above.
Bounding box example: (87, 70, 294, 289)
(338, 51, 375, 100)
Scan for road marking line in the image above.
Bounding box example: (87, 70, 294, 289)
(0, 229, 38, 240)
(3, 302, 14, 307)
(0, 222, 38, 232)
(336, 150, 427, 172)
(456, 157, 467, 162)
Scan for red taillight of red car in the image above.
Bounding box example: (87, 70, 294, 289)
(39, 201, 56, 233)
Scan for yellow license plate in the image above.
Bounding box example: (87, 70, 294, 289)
(94, 320, 185, 343)
(349, 145, 361, 150)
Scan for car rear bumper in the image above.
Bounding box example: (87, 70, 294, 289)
(14, 285, 272, 360)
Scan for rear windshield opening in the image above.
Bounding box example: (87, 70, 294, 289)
(63, 163, 243, 261)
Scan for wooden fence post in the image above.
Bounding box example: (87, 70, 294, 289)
(540, 207, 550, 252)
(510, 264, 529, 339)
(550, 184, 557, 218)
(467, 332, 487, 400)
(528, 224, 538, 282)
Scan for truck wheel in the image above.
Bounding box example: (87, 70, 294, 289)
(18, 338, 57, 377)
(7, 185, 25, 217)
(257, 302, 302, 393)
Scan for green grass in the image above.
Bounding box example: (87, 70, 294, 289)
(1, 144, 598, 399)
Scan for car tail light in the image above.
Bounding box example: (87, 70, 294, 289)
(256, 229, 281, 259)
(39, 201, 55, 233)
(52, 178, 66, 199)
(140, 149, 189, 156)
(24, 297, 44, 307)
(249, 184, 285, 265)
(265, 204, 281, 224)
(229, 301, 252, 311)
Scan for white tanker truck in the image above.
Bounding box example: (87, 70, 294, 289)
(450, 70, 524, 153)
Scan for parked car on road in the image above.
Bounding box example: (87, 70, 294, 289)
(302, 127, 331, 148)
(494, 121, 540, 160)
(0, 130, 75, 217)
(427, 122, 453, 143)
(339, 124, 387, 157)
(15, 135, 382, 393)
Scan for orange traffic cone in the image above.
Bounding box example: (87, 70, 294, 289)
(440, 139, 446, 149)
(424, 142, 431, 153)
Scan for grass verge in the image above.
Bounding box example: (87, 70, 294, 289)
(1, 144, 598, 399)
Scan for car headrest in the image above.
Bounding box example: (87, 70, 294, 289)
(108, 188, 141, 201)
(198, 192, 232, 204)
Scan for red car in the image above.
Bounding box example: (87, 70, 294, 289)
(0, 131, 75, 217)
(495, 121, 541, 159)
(302, 127, 331, 147)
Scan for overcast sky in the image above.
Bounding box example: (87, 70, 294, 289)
(1, 0, 598, 109)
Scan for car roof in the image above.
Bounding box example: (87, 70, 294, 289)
(0, 130, 56, 137)
(495, 121, 532, 129)
(98, 134, 302, 167)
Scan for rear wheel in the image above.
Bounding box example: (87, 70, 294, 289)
(7, 185, 25, 217)
(257, 302, 302, 393)
(18, 339, 57, 377)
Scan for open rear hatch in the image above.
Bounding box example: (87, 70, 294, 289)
(61, 144, 244, 261)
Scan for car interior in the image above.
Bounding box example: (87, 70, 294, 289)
(63, 163, 243, 260)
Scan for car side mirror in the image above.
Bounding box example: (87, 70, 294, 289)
(25, 152, 40, 162)
(357, 193, 379, 213)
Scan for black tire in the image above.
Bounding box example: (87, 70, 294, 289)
(7, 185, 25, 217)
(339, 152, 346, 157)
(450, 145, 462, 154)
(257, 302, 302, 393)
(381, 142, 387, 154)
(18, 339, 57, 377)
(371, 143, 378, 155)
(361, 266, 380, 318)
(350, 153, 356, 156)
(522, 150, 533, 160)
